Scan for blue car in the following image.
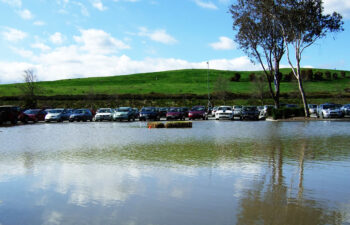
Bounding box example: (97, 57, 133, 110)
(139, 107, 160, 121)
(69, 109, 93, 122)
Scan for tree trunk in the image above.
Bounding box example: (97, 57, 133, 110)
(297, 77, 309, 117)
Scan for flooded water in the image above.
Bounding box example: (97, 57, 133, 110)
(0, 121, 349, 225)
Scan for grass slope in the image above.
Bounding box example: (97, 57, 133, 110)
(0, 69, 349, 97)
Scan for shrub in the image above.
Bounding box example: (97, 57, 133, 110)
(165, 121, 192, 128)
(306, 69, 314, 81)
(249, 73, 256, 81)
(325, 71, 332, 80)
(284, 72, 293, 82)
(341, 71, 346, 78)
(332, 73, 338, 79)
(230, 73, 241, 82)
(301, 70, 307, 80)
(314, 72, 323, 81)
(271, 107, 305, 119)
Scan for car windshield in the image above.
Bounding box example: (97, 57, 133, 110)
(169, 108, 180, 112)
(97, 109, 111, 113)
(234, 106, 242, 110)
(75, 109, 85, 114)
(243, 107, 257, 111)
(309, 105, 317, 109)
(24, 109, 40, 114)
(191, 107, 205, 111)
(218, 107, 232, 111)
(49, 109, 63, 114)
(117, 108, 130, 112)
(141, 107, 154, 112)
(323, 105, 335, 109)
(159, 108, 168, 111)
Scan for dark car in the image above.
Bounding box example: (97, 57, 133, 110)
(18, 109, 47, 123)
(188, 106, 208, 120)
(181, 107, 189, 117)
(0, 105, 21, 125)
(166, 107, 186, 120)
(132, 108, 139, 119)
(139, 107, 160, 121)
(69, 109, 93, 122)
(61, 109, 74, 121)
(158, 107, 169, 118)
(241, 106, 260, 120)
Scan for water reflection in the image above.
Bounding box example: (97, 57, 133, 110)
(0, 122, 349, 224)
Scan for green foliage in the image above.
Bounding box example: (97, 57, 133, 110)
(271, 107, 305, 120)
(165, 121, 192, 128)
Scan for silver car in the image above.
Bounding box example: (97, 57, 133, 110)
(113, 107, 135, 121)
(45, 109, 65, 122)
(318, 104, 343, 118)
(308, 104, 318, 117)
(341, 104, 350, 116)
(232, 105, 243, 119)
(94, 108, 114, 121)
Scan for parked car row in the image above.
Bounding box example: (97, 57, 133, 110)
(1, 102, 350, 125)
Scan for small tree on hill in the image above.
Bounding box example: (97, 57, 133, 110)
(20, 69, 41, 108)
(213, 75, 230, 104)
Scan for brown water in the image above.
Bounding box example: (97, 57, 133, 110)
(0, 121, 349, 225)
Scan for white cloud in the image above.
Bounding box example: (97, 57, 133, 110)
(193, 0, 218, 10)
(92, 0, 107, 11)
(0, 0, 22, 7)
(18, 9, 33, 20)
(74, 29, 130, 54)
(31, 43, 51, 51)
(210, 36, 236, 50)
(2, 27, 27, 42)
(33, 21, 46, 26)
(323, 0, 350, 18)
(50, 32, 65, 45)
(138, 27, 177, 45)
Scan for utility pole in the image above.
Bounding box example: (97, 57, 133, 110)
(207, 61, 211, 110)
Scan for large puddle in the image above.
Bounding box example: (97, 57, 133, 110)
(0, 121, 349, 225)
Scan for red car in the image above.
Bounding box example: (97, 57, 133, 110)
(188, 106, 208, 120)
(18, 109, 47, 123)
(166, 107, 186, 120)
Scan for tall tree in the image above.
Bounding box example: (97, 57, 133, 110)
(230, 0, 285, 108)
(276, 0, 343, 117)
(20, 69, 41, 108)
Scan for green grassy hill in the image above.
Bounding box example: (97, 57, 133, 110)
(0, 68, 349, 97)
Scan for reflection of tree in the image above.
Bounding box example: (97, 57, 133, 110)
(236, 139, 343, 225)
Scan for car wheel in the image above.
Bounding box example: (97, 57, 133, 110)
(11, 119, 18, 125)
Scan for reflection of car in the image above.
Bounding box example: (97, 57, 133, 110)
(232, 105, 243, 119)
(215, 106, 233, 120)
(318, 103, 343, 118)
(45, 109, 67, 122)
(94, 108, 114, 121)
(18, 109, 47, 123)
(139, 107, 160, 121)
(158, 107, 169, 118)
(241, 106, 260, 120)
(308, 104, 318, 116)
(189, 106, 208, 120)
(166, 107, 186, 120)
(113, 107, 135, 121)
(0, 105, 21, 125)
(69, 109, 93, 122)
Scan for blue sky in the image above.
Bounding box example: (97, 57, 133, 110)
(0, 0, 349, 83)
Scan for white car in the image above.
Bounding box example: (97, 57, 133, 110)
(318, 104, 343, 118)
(308, 104, 318, 116)
(94, 108, 114, 121)
(215, 106, 233, 120)
(211, 106, 218, 117)
(45, 108, 65, 122)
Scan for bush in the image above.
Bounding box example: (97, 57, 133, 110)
(284, 72, 293, 82)
(341, 71, 346, 78)
(230, 73, 241, 82)
(165, 121, 192, 128)
(271, 107, 305, 119)
(332, 73, 338, 79)
(306, 69, 314, 81)
(249, 73, 256, 81)
(314, 72, 323, 81)
(325, 71, 332, 80)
